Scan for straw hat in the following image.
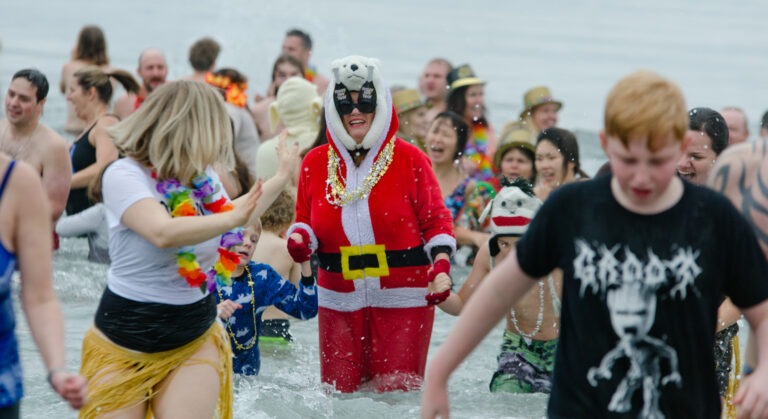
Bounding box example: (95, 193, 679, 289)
(392, 88, 424, 115)
(447, 64, 484, 90)
(519, 86, 562, 119)
(493, 126, 536, 170)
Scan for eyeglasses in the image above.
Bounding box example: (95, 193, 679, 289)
(333, 82, 377, 115)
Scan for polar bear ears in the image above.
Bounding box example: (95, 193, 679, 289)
(330, 56, 382, 91)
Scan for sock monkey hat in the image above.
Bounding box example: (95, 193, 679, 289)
(325, 55, 394, 151)
(479, 178, 543, 257)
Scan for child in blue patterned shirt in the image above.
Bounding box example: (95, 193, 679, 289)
(216, 220, 318, 375)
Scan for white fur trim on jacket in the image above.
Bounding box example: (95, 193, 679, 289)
(424, 233, 457, 264)
(325, 55, 392, 154)
(286, 222, 318, 252)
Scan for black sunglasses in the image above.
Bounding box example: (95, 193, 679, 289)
(333, 81, 377, 115)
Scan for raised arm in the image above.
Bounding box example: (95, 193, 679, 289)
(246, 132, 300, 221)
(122, 180, 262, 249)
(421, 250, 536, 419)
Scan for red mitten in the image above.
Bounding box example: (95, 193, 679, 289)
(287, 228, 312, 263)
(425, 259, 451, 305)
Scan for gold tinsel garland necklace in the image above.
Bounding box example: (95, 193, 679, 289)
(325, 138, 396, 206)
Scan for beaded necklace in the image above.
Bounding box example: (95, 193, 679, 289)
(155, 172, 243, 293)
(509, 275, 561, 338)
(218, 265, 258, 351)
(325, 138, 396, 206)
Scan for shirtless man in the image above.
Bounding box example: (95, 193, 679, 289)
(709, 138, 768, 414)
(281, 29, 329, 96)
(114, 48, 168, 119)
(419, 58, 452, 123)
(1, 69, 71, 224)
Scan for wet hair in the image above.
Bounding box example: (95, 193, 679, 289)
(108, 81, 235, 182)
(688, 107, 729, 156)
(537, 127, 589, 179)
(12, 69, 49, 101)
(260, 190, 296, 233)
(74, 66, 139, 104)
(188, 37, 220, 72)
(271, 54, 304, 82)
(433, 111, 469, 160)
(604, 70, 687, 151)
(445, 85, 487, 126)
(285, 29, 312, 50)
(73, 25, 109, 66)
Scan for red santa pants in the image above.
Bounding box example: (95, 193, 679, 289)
(318, 305, 434, 392)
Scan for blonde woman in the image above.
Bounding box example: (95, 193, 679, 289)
(78, 81, 296, 418)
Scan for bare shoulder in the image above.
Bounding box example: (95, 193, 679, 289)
(709, 140, 768, 196)
(114, 93, 137, 118)
(37, 125, 69, 151)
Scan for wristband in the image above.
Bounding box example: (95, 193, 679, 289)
(46, 367, 68, 387)
(300, 274, 315, 286)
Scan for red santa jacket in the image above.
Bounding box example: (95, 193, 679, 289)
(290, 109, 455, 312)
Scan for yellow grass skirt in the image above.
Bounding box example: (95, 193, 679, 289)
(78, 322, 233, 419)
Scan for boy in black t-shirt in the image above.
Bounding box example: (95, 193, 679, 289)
(421, 70, 768, 418)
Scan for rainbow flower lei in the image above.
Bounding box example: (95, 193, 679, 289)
(155, 172, 243, 293)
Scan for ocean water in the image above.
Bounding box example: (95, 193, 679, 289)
(1, 1, 766, 417)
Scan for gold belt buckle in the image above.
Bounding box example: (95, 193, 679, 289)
(339, 244, 390, 280)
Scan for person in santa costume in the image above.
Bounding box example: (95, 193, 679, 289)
(286, 55, 456, 392)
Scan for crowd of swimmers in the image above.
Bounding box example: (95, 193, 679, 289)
(2, 23, 768, 418)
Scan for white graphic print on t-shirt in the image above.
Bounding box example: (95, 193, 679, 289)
(573, 239, 701, 418)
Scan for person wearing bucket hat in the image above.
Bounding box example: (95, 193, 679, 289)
(392, 87, 428, 152)
(493, 127, 537, 188)
(501, 85, 563, 145)
(255, 76, 322, 181)
(285, 55, 456, 393)
(436, 178, 561, 393)
(445, 64, 497, 183)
